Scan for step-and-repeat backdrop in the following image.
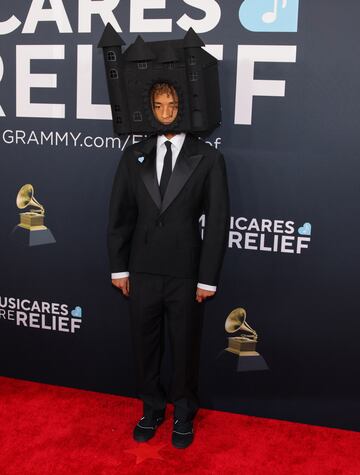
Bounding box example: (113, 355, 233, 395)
(1, 1, 359, 431)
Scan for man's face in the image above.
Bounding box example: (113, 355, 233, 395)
(152, 90, 178, 126)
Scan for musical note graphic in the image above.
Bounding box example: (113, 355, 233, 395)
(262, 0, 288, 24)
(239, 0, 299, 32)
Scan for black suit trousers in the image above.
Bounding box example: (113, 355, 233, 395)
(129, 271, 205, 422)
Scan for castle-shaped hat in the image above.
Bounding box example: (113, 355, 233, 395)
(98, 24, 221, 136)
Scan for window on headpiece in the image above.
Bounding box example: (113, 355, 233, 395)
(188, 56, 196, 66)
(168, 62, 175, 70)
(192, 94, 200, 108)
(189, 71, 198, 82)
(137, 61, 148, 70)
(133, 111, 143, 122)
(109, 69, 118, 79)
(116, 116, 122, 124)
(114, 105, 121, 112)
(107, 51, 116, 61)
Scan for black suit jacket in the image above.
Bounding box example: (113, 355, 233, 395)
(107, 133, 230, 286)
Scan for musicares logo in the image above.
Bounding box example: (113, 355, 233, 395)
(199, 215, 311, 254)
(0, 296, 83, 334)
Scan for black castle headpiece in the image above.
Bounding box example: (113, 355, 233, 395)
(98, 24, 221, 136)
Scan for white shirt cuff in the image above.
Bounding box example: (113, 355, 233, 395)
(111, 274, 215, 291)
(197, 282, 217, 292)
(111, 272, 130, 279)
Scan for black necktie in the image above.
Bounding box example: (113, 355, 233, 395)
(159, 141, 172, 199)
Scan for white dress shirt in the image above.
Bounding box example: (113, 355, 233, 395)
(111, 133, 217, 292)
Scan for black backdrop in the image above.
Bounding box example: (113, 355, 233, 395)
(0, 0, 359, 432)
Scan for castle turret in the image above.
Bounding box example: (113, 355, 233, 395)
(98, 23, 129, 134)
(124, 35, 156, 62)
(183, 28, 206, 130)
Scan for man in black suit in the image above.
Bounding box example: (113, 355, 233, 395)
(108, 82, 230, 448)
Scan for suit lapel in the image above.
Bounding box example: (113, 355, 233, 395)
(137, 136, 162, 210)
(137, 134, 203, 215)
(160, 137, 203, 214)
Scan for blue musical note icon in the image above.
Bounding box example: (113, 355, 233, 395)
(239, 0, 300, 32)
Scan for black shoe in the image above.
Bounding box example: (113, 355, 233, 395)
(172, 419, 194, 449)
(133, 414, 165, 442)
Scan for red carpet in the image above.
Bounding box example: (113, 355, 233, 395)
(0, 376, 359, 475)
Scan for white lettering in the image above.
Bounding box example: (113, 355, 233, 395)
(70, 132, 82, 146)
(28, 130, 40, 145)
(248, 218, 260, 232)
(40, 131, 54, 145)
(273, 220, 284, 233)
(16, 311, 28, 326)
(94, 136, 105, 147)
(285, 221, 295, 234)
(60, 304, 68, 316)
(2, 130, 13, 144)
(273, 234, 279, 252)
(71, 319, 82, 333)
(77, 45, 111, 120)
(177, 0, 221, 33)
(0, 14, 21, 35)
(16, 130, 26, 144)
(78, 0, 122, 33)
(229, 230, 242, 248)
(235, 217, 247, 230)
(0, 56, 5, 116)
(23, 0, 72, 34)
(296, 237, 310, 254)
(105, 136, 121, 148)
(130, 0, 172, 32)
(259, 234, 272, 251)
(235, 45, 297, 125)
(280, 235, 295, 253)
(244, 232, 258, 250)
(58, 316, 70, 332)
(41, 314, 52, 330)
(16, 44, 65, 118)
(8, 310, 15, 321)
(55, 132, 68, 145)
(29, 312, 41, 328)
(261, 219, 272, 233)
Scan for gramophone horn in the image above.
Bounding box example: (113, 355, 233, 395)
(16, 184, 44, 213)
(225, 308, 246, 333)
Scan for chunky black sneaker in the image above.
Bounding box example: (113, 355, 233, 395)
(133, 414, 165, 442)
(171, 419, 194, 449)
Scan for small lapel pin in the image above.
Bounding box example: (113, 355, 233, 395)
(138, 156, 144, 163)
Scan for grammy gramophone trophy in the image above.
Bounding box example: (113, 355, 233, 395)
(225, 307, 259, 356)
(222, 307, 268, 371)
(12, 184, 56, 246)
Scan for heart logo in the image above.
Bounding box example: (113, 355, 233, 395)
(298, 222, 311, 236)
(239, 0, 299, 32)
(138, 156, 144, 163)
(71, 306, 82, 318)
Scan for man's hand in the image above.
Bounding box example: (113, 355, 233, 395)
(112, 277, 130, 297)
(196, 287, 215, 303)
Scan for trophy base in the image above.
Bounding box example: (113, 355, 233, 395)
(19, 211, 45, 230)
(217, 349, 269, 372)
(18, 223, 47, 231)
(225, 348, 260, 357)
(11, 225, 56, 247)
